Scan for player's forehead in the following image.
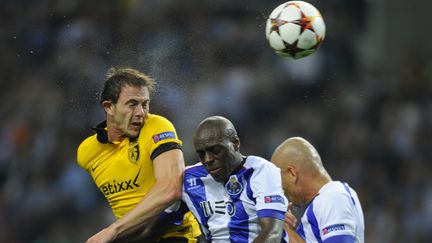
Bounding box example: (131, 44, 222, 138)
(196, 129, 223, 143)
(195, 127, 227, 145)
(118, 85, 149, 101)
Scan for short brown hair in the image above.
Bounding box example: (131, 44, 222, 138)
(100, 67, 155, 104)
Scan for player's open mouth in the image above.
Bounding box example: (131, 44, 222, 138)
(130, 122, 142, 129)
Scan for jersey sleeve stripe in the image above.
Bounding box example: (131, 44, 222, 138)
(306, 202, 323, 243)
(323, 234, 355, 243)
(341, 182, 356, 206)
(256, 209, 285, 221)
(150, 142, 181, 160)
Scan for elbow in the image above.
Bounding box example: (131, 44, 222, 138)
(267, 231, 283, 242)
(169, 186, 182, 201)
(162, 182, 182, 204)
(259, 228, 283, 243)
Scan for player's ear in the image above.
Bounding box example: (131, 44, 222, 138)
(102, 100, 114, 115)
(232, 136, 240, 151)
(286, 166, 298, 183)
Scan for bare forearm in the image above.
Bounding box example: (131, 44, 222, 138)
(252, 233, 282, 243)
(285, 228, 305, 243)
(253, 217, 284, 243)
(113, 211, 181, 243)
(112, 218, 159, 243)
(110, 181, 181, 239)
(86, 149, 185, 243)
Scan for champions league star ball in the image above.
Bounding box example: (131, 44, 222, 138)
(265, 1, 326, 59)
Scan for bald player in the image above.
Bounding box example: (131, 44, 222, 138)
(182, 116, 289, 242)
(271, 137, 364, 243)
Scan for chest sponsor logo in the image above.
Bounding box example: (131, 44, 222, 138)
(152, 131, 176, 143)
(264, 195, 285, 204)
(322, 224, 346, 235)
(225, 175, 243, 196)
(128, 141, 140, 163)
(200, 200, 236, 217)
(100, 168, 141, 196)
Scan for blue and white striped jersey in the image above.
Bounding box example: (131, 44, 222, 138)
(182, 156, 289, 243)
(296, 181, 364, 243)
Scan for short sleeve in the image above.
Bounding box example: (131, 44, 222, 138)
(77, 137, 92, 172)
(314, 192, 358, 241)
(141, 115, 182, 157)
(250, 161, 288, 220)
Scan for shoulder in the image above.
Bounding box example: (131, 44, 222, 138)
(305, 182, 363, 240)
(244, 156, 284, 191)
(77, 134, 98, 171)
(185, 162, 208, 177)
(244, 156, 280, 173)
(140, 114, 179, 141)
(316, 182, 356, 203)
(313, 182, 358, 217)
(183, 163, 210, 193)
(145, 114, 175, 127)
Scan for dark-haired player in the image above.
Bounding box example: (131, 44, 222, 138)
(77, 67, 201, 243)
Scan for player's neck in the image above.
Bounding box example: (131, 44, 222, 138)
(106, 117, 126, 142)
(231, 155, 246, 175)
(304, 174, 331, 204)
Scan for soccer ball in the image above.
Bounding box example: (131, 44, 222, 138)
(265, 1, 326, 59)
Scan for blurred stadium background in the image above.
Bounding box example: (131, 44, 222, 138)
(1, 0, 431, 242)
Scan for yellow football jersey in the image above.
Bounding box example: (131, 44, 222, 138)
(77, 114, 201, 240)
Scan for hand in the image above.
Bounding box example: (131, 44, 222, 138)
(284, 202, 297, 230)
(86, 226, 117, 243)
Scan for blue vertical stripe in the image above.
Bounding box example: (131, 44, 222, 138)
(184, 168, 211, 240)
(243, 168, 255, 203)
(297, 222, 305, 239)
(281, 229, 288, 243)
(323, 235, 355, 243)
(228, 186, 249, 242)
(306, 202, 323, 243)
(341, 182, 355, 205)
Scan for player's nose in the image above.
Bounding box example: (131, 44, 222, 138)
(134, 105, 146, 117)
(203, 152, 215, 165)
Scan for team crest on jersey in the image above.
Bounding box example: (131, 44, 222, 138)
(225, 175, 243, 196)
(128, 140, 140, 163)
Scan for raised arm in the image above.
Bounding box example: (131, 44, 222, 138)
(86, 149, 184, 243)
(252, 217, 284, 243)
(285, 228, 306, 243)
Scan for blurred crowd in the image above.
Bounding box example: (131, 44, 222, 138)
(1, 0, 431, 242)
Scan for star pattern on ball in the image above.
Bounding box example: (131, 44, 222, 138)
(293, 13, 316, 33)
(266, 1, 325, 59)
(282, 40, 302, 56)
(270, 18, 288, 35)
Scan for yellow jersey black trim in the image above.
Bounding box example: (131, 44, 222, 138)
(92, 120, 110, 143)
(77, 114, 201, 240)
(151, 142, 182, 160)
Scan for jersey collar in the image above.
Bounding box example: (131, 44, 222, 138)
(92, 120, 138, 144)
(92, 120, 109, 144)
